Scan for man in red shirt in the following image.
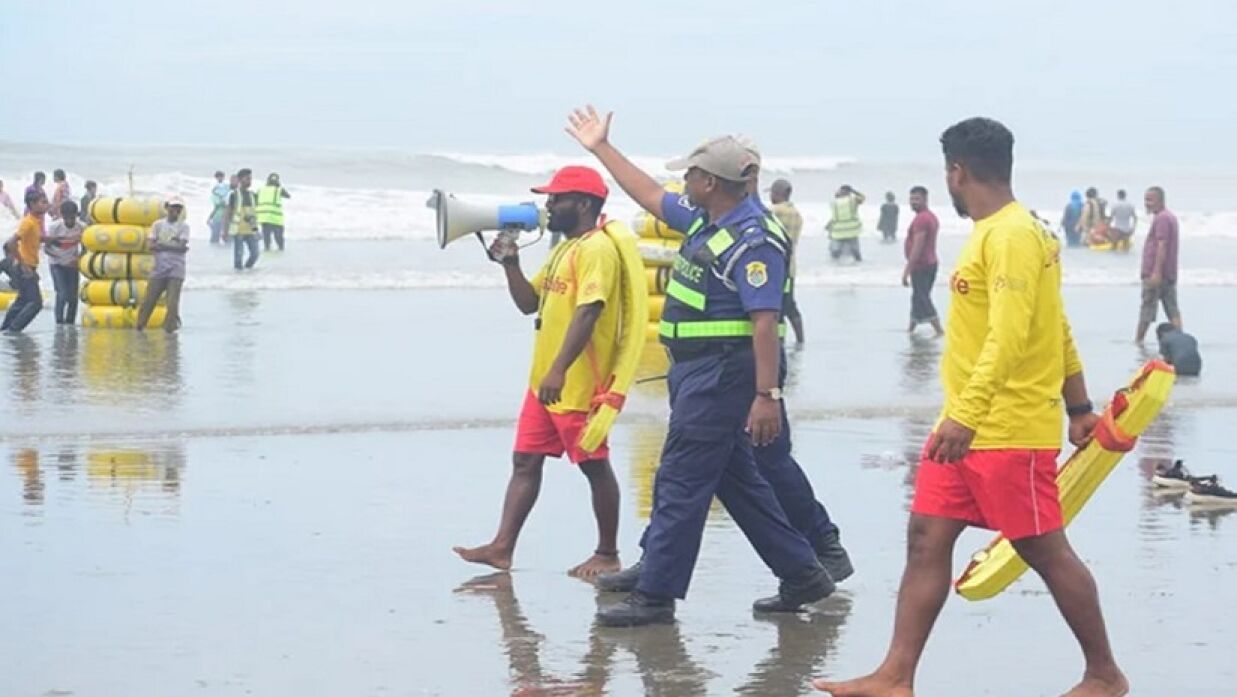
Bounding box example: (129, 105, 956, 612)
(900, 186, 942, 336)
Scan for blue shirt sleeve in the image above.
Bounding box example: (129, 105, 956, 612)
(729, 239, 786, 313)
(659, 192, 701, 234)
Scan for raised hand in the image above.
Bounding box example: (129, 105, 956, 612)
(565, 105, 613, 152)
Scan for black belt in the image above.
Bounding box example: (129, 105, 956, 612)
(665, 340, 748, 364)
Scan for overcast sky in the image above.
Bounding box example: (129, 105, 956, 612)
(2, 0, 1233, 166)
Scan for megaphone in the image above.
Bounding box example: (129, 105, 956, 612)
(426, 190, 547, 249)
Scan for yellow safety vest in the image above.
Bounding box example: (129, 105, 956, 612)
(829, 195, 863, 239)
(232, 189, 258, 236)
(256, 185, 284, 226)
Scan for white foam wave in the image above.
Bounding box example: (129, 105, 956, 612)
(432, 152, 854, 176)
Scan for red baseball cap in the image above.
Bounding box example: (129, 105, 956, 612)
(530, 165, 609, 199)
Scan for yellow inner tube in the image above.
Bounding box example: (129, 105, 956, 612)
(81, 305, 166, 329)
(80, 251, 155, 280)
(576, 220, 650, 453)
(80, 280, 164, 307)
(88, 197, 164, 226)
(83, 224, 150, 253)
(954, 361, 1175, 600)
(0, 290, 15, 311)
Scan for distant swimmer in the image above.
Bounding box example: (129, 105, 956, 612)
(1061, 190, 1083, 247)
(0, 180, 19, 219)
(827, 184, 865, 262)
(878, 191, 900, 243)
(453, 165, 626, 579)
(817, 118, 1128, 697)
(208, 171, 230, 245)
(43, 200, 85, 325)
(1135, 186, 1182, 344)
(256, 172, 291, 252)
(901, 185, 943, 336)
(222, 168, 260, 270)
(1156, 323, 1200, 376)
(769, 178, 806, 344)
(1106, 189, 1137, 251)
(137, 197, 189, 332)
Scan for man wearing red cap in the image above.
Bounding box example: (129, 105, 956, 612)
(454, 165, 626, 579)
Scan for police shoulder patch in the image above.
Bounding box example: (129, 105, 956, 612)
(746, 260, 768, 288)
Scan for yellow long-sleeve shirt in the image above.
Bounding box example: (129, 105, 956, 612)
(939, 202, 1083, 449)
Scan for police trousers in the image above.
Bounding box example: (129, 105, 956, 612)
(635, 345, 819, 599)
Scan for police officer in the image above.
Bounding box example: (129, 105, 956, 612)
(591, 144, 855, 597)
(567, 106, 831, 626)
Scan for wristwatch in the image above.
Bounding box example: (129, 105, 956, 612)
(757, 387, 783, 401)
(1066, 401, 1093, 417)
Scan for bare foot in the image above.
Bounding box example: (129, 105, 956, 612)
(568, 553, 621, 578)
(813, 673, 913, 696)
(1060, 673, 1129, 697)
(452, 543, 512, 571)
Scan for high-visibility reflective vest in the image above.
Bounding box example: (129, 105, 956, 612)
(659, 213, 790, 345)
(829, 194, 863, 239)
(256, 185, 285, 226)
(232, 188, 258, 236)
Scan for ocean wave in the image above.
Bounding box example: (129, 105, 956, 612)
(433, 151, 855, 176)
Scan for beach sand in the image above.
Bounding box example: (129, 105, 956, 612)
(2, 281, 1235, 695)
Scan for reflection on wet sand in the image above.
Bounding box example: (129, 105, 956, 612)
(735, 594, 854, 696)
(82, 329, 184, 402)
(455, 571, 854, 696)
(8, 442, 186, 509)
(5, 334, 41, 411)
(456, 572, 710, 696)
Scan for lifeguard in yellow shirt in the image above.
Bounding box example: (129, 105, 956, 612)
(453, 166, 625, 579)
(818, 119, 1128, 697)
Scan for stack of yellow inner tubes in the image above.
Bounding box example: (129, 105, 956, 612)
(78, 197, 165, 328)
(635, 183, 685, 342)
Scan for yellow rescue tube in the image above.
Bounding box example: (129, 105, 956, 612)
(645, 266, 670, 295)
(637, 239, 681, 267)
(0, 290, 15, 311)
(88, 197, 164, 226)
(83, 224, 149, 253)
(80, 251, 155, 280)
(635, 209, 685, 241)
(81, 305, 166, 329)
(80, 280, 163, 307)
(647, 294, 665, 323)
(577, 220, 650, 453)
(954, 360, 1176, 601)
(645, 322, 661, 343)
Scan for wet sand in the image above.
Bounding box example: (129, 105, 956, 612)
(2, 285, 1235, 695)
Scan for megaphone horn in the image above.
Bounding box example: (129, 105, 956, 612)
(426, 190, 547, 249)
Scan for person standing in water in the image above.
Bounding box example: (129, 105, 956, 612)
(901, 186, 943, 336)
(43, 200, 86, 325)
(79, 181, 99, 225)
(1061, 191, 1083, 247)
(769, 179, 806, 344)
(827, 185, 865, 261)
(49, 170, 71, 222)
(221, 169, 260, 270)
(878, 191, 900, 243)
(208, 171, 230, 245)
(256, 172, 292, 252)
(818, 117, 1127, 697)
(1106, 189, 1137, 251)
(1135, 186, 1181, 344)
(137, 197, 190, 332)
(0, 180, 19, 220)
(2, 191, 48, 333)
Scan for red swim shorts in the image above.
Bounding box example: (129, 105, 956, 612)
(910, 440, 1063, 540)
(513, 391, 609, 464)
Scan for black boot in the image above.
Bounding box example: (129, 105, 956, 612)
(596, 590, 675, 627)
(814, 527, 854, 584)
(597, 561, 642, 593)
(752, 566, 834, 613)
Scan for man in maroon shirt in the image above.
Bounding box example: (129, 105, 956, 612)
(901, 185, 943, 335)
(1135, 186, 1181, 344)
